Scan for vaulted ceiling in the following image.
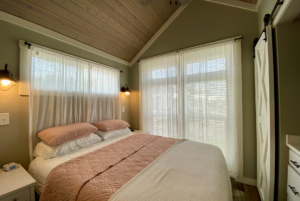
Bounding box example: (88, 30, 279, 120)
(0, 0, 181, 62)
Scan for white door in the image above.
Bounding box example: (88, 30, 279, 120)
(254, 25, 275, 201)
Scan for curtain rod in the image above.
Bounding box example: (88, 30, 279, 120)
(23, 41, 123, 73)
(138, 35, 243, 63)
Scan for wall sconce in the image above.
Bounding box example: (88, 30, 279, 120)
(0, 64, 16, 91)
(121, 84, 131, 96)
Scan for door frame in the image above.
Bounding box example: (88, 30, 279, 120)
(254, 25, 276, 201)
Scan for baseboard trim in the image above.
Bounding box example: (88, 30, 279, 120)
(236, 177, 257, 186)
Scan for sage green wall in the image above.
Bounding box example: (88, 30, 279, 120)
(275, 21, 300, 201)
(129, 0, 259, 180)
(0, 20, 130, 169)
(258, 0, 277, 33)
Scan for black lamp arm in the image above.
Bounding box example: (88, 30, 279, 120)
(0, 64, 17, 82)
(121, 84, 131, 92)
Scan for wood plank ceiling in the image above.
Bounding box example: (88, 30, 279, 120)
(0, 0, 181, 62)
(237, 0, 257, 4)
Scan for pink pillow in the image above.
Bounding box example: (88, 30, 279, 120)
(38, 123, 98, 146)
(93, 119, 130, 131)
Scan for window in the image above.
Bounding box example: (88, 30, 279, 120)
(31, 51, 119, 95)
(152, 67, 177, 79)
(26, 45, 121, 161)
(140, 40, 243, 178)
(186, 58, 225, 75)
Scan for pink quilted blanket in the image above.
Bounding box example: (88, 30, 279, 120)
(40, 134, 179, 201)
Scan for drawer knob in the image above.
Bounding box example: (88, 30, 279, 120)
(13, 198, 17, 201)
(289, 185, 299, 196)
(291, 160, 300, 168)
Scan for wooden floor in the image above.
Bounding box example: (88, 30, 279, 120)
(231, 178, 261, 201)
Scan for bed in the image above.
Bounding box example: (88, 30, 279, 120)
(28, 132, 232, 201)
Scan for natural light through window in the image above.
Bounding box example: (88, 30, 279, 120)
(152, 67, 176, 79)
(186, 58, 226, 75)
(31, 57, 118, 95)
(140, 40, 243, 177)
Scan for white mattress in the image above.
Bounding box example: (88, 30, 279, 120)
(29, 134, 232, 201)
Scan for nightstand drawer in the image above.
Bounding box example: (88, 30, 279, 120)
(290, 150, 300, 175)
(1, 188, 30, 201)
(289, 193, 294, 201)
(288, 165, 300, 201)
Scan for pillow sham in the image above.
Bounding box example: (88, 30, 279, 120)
(38, 123, 98, 146)
(92, 119, 130, 131)
(94, 127, 132, 140)
(34, 133, 102, 159)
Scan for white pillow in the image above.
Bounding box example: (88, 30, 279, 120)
(94, 127, 131, 140)
(34, 133, 102, 159)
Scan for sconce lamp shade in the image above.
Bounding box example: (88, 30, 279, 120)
(0, 64, 16, 82)
(0, 64, 16, 91)
(121, 84, 131, 96)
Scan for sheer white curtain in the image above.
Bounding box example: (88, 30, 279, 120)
(140, 40, 243, 177)
(140, 53, 181, 138)
(28, 46, 120, 160)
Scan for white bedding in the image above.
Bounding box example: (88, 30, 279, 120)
(29, 134, 232, 201)
(110, 139, 232, 201)
(28, 133, 134, 194)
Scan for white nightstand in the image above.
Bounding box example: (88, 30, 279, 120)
(132, 130, 150, 134)
(0, 165, 36, 201)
